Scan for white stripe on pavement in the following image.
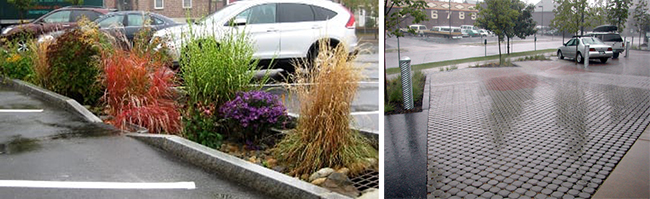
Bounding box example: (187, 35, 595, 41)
(0, 180, 196, 189)
(350, 111, 379, 116)
(0, 109, 43, 113)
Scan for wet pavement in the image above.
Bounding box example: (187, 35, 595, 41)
(385, 111, 429, 198)
(425, 50, 650, 198)
(385, 35, 562, 69)
(0, 85, 269, 198)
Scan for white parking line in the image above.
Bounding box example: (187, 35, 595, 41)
(350, 111, 380, 116)
(0, 109, 43, 113)
(0, 180, 196, 189)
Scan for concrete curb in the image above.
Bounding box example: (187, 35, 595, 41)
(422, 73, 432, 110)
(126, 133, 351, 199)
(0, 76, 102, 123)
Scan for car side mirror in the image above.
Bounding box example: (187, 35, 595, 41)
(231, 18, 246, 26)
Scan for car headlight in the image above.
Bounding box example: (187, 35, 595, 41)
(1, 27, 14, 35)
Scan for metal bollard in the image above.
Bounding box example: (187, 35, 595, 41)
(625, 41, 630, 58)
(584, 44, 589, 68)
(399, 57, 414, 110)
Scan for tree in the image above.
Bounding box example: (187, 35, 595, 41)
(607, 0, 631, 32)
(7, 0, 33, 20)
(342, 0, 378, 27)
(475, 0, 518, 65)
(504, 0, 537, 54)
(384, 0, 428, 99)
(632, 0, 650, 44)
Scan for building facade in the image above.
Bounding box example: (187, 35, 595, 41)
(104, 0, 235, 21)
(388, 0, 479, 29)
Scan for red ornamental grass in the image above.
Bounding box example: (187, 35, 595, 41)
(103, 50, 181, 134)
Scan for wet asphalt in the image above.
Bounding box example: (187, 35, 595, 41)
(0, 85, 269, 199)
(384, 50, 650, 198)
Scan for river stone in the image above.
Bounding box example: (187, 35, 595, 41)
(321, 172, 360, 197)
(309, 167, 335, 181)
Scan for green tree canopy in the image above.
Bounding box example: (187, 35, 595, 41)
(475, 0, 518, 64)
(632, 0, 650, 43)
(607, 0, 631, 32)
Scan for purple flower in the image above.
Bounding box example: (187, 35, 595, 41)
(219, 91, 288, 133)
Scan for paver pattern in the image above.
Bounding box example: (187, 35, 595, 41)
(426, 62, 650, 199)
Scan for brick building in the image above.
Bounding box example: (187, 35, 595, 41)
(104, 0, 236, 21)
(388, 0, 479, 29)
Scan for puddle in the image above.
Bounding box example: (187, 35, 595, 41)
(0, 135, 41, 155)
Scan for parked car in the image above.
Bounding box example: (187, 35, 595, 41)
(95, 11, 179, 41)
(585, 25, 625, 58)
(460, 28, 470, 37)
(153, 0, 357, 70)
(407, 24, 427, 36)
(478, 29, 490, 37)
(1, 6, 114, 51)
(557, 36, 613, 63)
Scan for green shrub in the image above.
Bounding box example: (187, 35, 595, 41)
(181, 26, 267, 148)
(0, 48, 33, 81)
(46, 24, 103, 105)
(386, 71, 425, 105)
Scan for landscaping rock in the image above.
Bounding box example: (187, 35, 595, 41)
(311, 177, 326, 185)
(272, 166, 285, 173)
(301, 173, 310, 181)
(336, 167, 350, 175)
(309, 167, 335, 181)
(265, 158, 277, 168)
(322, 172, 360, 197)
(357, 188, 378, 199)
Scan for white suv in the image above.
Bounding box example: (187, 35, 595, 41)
(153, 0, 357, 68)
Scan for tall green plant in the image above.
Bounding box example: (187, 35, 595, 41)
(607, 0, 631, 32)
(181, 25, 268, 148)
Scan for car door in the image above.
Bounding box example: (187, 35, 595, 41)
(230, 3, 280, 60)
(277, 3, 320, 59)
(38, 10, 74, 34)
(126, 13, 146, 41)
(562, 38, 576, 58)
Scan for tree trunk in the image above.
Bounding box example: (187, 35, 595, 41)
(507, 37, 510, 55)
(498, 39, 502, 65)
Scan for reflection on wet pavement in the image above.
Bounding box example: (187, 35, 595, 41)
(426, 65, 650, 198)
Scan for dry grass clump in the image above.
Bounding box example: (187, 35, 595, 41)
(273, 40, 378, 177)
(27, 39, 52, 87)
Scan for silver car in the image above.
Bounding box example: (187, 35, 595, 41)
(557, 37, 613, 63)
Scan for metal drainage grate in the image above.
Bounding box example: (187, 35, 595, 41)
(350, 170, 379, 192)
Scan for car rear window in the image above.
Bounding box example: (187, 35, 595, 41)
(602, 34, 623, 42)
(581, 37, 605, 45)
(71, 10, 102, 22)
(313, 6, 337, 21)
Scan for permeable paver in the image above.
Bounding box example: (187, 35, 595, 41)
(426, 65, 650, 199)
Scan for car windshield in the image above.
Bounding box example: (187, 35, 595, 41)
(197, 2, 247, 25)
(581, 37, 605, 45)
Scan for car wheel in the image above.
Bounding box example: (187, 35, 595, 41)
(612, 52, 619, 58)
(576, 53, 583, 63)
(600, 58, 608, 63)
(558, 50, 564, 59)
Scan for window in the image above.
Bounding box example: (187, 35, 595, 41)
(71, 11, 101, 22)
(471, 13, 477, 20)
(127, 14, 145, 26)
(235, 4, 276, 24)
(431, 10, 438, 19)
(313, 6, 337, 21)
(97, 15, 125, 28)
(459, 12, 464, 20)
(278, 3, 314, 23)
(42, 11, 71, 23)
(152, 16, 165, 25)
(183, 0, 191, 8)
(155, 0, 163, 9)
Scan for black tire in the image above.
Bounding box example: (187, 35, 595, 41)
(600, 58, 608, 63)
(613, 52, 619, 59)
(576, 53, 583, 63)
(558, 50, 564, 59)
